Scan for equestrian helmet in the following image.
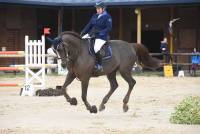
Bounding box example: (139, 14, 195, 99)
(95, 0, 106, 8)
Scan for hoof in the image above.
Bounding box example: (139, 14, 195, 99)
(99, 104, 105, 112)
(123, 104, 129, 112)
(70, 97, 77, 105)
(90, 105, 97, 113)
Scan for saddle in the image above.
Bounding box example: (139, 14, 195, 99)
(87, 38, 112, 61)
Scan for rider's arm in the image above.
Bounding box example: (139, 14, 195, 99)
(81, 15, 95, 35)
(99, 15, 112, 36)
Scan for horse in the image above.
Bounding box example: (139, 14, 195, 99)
(54, 31, 161, 113)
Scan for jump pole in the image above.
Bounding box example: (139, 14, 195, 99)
(0, 51, 24, 55)
(0, 67, 24, 71)
(0, 83, 21, 87)
(0, 29, 58, 93)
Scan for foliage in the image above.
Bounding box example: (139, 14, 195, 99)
(170, 96, 200, 124)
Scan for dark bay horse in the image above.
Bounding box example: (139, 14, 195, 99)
(55, 31, 161, 113)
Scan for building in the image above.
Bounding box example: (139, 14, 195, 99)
(0, 0, 200, 66)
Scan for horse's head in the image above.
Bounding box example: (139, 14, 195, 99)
(47, 36, 69, 68)
(56, 43, 68, 68)
(49, 31, 83, 68)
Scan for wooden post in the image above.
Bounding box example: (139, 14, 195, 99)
(135, 8, 142, 44)
(119, 8, 123, 40)
(169, 7, 174, 54)
(58, 7, 63, 34)
(72, 9, 76, 31)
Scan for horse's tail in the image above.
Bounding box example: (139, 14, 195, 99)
(133, 43, 162, 70)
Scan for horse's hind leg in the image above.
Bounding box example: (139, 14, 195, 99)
(62, 71, 77, 105)
(99, 70, 118, 111)
(120, 70, 136, 112)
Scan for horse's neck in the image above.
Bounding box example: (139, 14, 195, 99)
(67, 39, 93, 73)
(65, 34, 92, 59)
(67, 38, 90, 60)
(72, 38, 90, 51)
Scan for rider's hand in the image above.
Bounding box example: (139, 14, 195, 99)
(90, 33, 96, 39)
(80, 32, 84, 37)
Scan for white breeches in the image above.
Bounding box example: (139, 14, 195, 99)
(82, 34, 106, 53)
(94, 39, 106, 53)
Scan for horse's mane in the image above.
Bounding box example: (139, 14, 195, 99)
(59, 31, 83, 68)
(59, 31, 82, 40)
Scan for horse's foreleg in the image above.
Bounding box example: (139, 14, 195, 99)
(99, 70, 118, 111)
(62, 71, 77, 105)
(81, 79, 97, 113)
(120, 71, 136, 112)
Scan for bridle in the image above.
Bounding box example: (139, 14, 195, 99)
(55, 42, 69, 63)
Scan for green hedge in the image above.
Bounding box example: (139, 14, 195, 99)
(170, 96, 200, 124)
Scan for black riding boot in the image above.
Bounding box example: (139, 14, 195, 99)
(95, 51, 103, 71)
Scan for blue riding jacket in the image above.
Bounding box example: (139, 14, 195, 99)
(81, 11, 112, 40)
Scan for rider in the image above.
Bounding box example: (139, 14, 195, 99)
(80, 0, 112, 70)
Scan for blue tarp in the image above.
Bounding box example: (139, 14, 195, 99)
(191, 54, 200, 64)
(0, 0, 200, 7)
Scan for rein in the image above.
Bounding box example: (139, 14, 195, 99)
(54, 42, 69, 62)
(62, 43, 70, 62)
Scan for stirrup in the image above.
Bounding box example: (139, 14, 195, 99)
(95, 64, 103, 71)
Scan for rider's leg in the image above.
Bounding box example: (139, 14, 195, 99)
(94, 39, 106, 70)
(96, 51, 102, 66)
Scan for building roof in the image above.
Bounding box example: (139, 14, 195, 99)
(0, 0, 200, 7)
